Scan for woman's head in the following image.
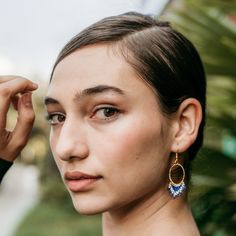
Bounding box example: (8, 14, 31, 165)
(46, 12, 206, 214)
(51, 12, 206, 162)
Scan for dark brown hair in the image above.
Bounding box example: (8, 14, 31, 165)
(51, 12, 206, 167)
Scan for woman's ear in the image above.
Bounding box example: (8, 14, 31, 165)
(171, 98, 202, 152)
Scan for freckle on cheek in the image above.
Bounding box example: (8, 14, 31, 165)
(135, 152, 142, 160)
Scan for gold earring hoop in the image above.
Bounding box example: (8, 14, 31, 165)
(168, 152, 186, 198)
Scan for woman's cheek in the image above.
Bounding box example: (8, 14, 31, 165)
(49, 129, 62, 168)
(94, 115, 163, 172)
(49, 129, 56, 154)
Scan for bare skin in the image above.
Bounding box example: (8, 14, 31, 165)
(0, 76, 38, 162)
(102, 192, 199, 236)
(47, 45, 202, 236)
(0, 46, 202, 236)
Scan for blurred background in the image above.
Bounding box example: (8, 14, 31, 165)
(0, 0, 235, 235)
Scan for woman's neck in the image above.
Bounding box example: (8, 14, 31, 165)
(102, 190, 200, 236)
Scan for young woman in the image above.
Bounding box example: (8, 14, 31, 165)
(0, 12, 206, 235)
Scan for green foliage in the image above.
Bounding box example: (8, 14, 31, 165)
(168, 0, 236, 77)
(13, 201, 102, 236)
(191, 148, 236, 235)
(166, 0, 236, 235)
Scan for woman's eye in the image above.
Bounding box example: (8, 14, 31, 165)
(92, 107, 120, 121)
(46, 113, 65, 125)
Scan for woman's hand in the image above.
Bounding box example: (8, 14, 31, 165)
(0, 76, 38, 162)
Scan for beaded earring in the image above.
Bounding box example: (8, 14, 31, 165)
(168, 152, 186, 198)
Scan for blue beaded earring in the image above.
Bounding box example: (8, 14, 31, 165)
(168, 152, 186, 198)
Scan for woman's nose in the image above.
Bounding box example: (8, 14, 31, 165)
(54, 120, 89, 161)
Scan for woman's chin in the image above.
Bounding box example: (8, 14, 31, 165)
(73, 204, 107, 215)
(71, 195, 107, 215)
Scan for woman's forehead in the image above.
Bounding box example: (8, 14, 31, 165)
(46, 46, 160, 113)
(53, 45, 127, 74)
(49, 45, 146, 93)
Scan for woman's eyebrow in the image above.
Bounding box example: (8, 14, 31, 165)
(44, 97, 60, 106)
(44, 85, 125, 106)
(74, 85, 125, 102)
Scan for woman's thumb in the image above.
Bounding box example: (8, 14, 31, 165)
(21, 93, 33, 108)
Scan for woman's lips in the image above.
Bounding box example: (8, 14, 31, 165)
(64, 171, 102, 192)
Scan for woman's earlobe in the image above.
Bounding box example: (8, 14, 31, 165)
(171, 98, 202, 153)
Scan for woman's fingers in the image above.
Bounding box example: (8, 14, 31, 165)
(0, 76, 38, 131)
(0, 75, 17, 83)
(11, 94, 20, 111)
(0, 76, 38, 97)
(0, 76, 38, 161)
(8, 93, 35, 160)
(0, 75, 37, 85)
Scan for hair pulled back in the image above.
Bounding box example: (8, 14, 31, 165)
(51, 12, 206, 164)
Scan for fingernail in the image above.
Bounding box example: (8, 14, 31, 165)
(22, 93, 32, 107)
(32, 83, 38, 89)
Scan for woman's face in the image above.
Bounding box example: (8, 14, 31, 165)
(46, 44, 175, 215)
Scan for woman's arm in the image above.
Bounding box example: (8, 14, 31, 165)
(0, 76, 38, 183)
